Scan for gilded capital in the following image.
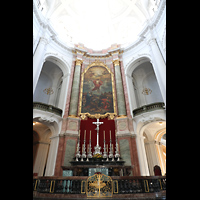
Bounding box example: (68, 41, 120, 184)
(112, 59, 120, 66)
(75, 59, 83, 66)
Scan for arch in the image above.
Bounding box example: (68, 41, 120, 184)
(135, 118, 166, 176)
(154, 128, 166, 175)
(33, 116, 60, 137)
(125, 55, 152, 77)
(33, 121, 52, 176)
(34, 54, 71, 111)
(44, 54, 70, 76)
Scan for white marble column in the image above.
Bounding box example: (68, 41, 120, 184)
(125, 74, 138, 113)
(135, 134, 150, 176)
(148, 38, 166, 105)
(58, 73, 70, 112)
(33, 37, 48, 94)
(45, 135, 59, 176)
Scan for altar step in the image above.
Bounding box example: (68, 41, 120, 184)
(33, 191, 166, 200)
(33, 197, 166, 200)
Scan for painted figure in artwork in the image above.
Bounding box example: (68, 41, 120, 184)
(92, 79, 103, 92)
(101, 96, 111, 110)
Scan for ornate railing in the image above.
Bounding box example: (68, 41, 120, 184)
(132, 102, 165, 117)
(33, 176, 166, 195)
(112, 176, 166, 194)
(33, 102, 62, 117)
(33, 176, 87, 194)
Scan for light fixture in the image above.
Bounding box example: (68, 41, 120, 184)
(43, 87, 54, 95)
(33, 122, 36, 125)
(159, 122, 163, 125)
(142, 88, 152, 95)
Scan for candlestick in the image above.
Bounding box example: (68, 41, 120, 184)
(90, 130, 91, 140)
(87, 135, 92, 159)
(110, 130, 111, 140)
(104, 130, 105, 140)
(81, 139, 86, 161)
(114, 136, 120, 161)
(75, 137, 81, 161)
(103, 133, 107, 159)
(108, 136, 114, 159)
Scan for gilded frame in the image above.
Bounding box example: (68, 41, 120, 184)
(79, 60, 117, 120)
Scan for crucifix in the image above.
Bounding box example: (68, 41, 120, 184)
(92, 118, 103, 155)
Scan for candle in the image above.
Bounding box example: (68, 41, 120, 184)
(78, 130, 80, 138)
(84, 130, 86, 140)
(90, 130, 91, 140)
(110, 130, 111, 140)
(104, 130, 105, 140)
(107, 144, 108, 153)
(112, 144, 113, 151)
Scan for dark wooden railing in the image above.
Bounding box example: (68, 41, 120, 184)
(33, 176, 166, 195)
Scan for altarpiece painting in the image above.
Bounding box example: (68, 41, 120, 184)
(79, 61, 116, 119)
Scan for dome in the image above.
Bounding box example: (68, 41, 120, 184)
(37, 0, 161, 50)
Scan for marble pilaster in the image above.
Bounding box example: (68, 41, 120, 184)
(68, 59, 82, 116)
(113, 60, 127, 116)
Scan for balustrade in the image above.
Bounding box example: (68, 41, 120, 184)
(132, 102, 165, 116)
(33, 175, 166, 195)
(33, 102, 62, 116)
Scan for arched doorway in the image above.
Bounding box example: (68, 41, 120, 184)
(143, 121, 166, 176)
(155, 129, 166, 175)
(33, 121, 52, 176)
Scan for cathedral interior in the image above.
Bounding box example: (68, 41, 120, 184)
(33, 0, 166, 199)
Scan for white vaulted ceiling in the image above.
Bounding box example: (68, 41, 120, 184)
(38, 0, 161, 50)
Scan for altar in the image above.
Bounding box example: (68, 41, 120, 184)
(62, 157, 132, 176)
(62, 118, 133, 177)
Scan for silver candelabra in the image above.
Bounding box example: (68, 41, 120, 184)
(87, 139, 93, 161)
(108, 138, 114, 161)
(75, 138, 81, 161)
(114, 137, 120, 161)
(81, 138, 86, 161)
(102, 138, 108, 159)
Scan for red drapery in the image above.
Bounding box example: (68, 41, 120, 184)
(79, 117, 116, 155)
